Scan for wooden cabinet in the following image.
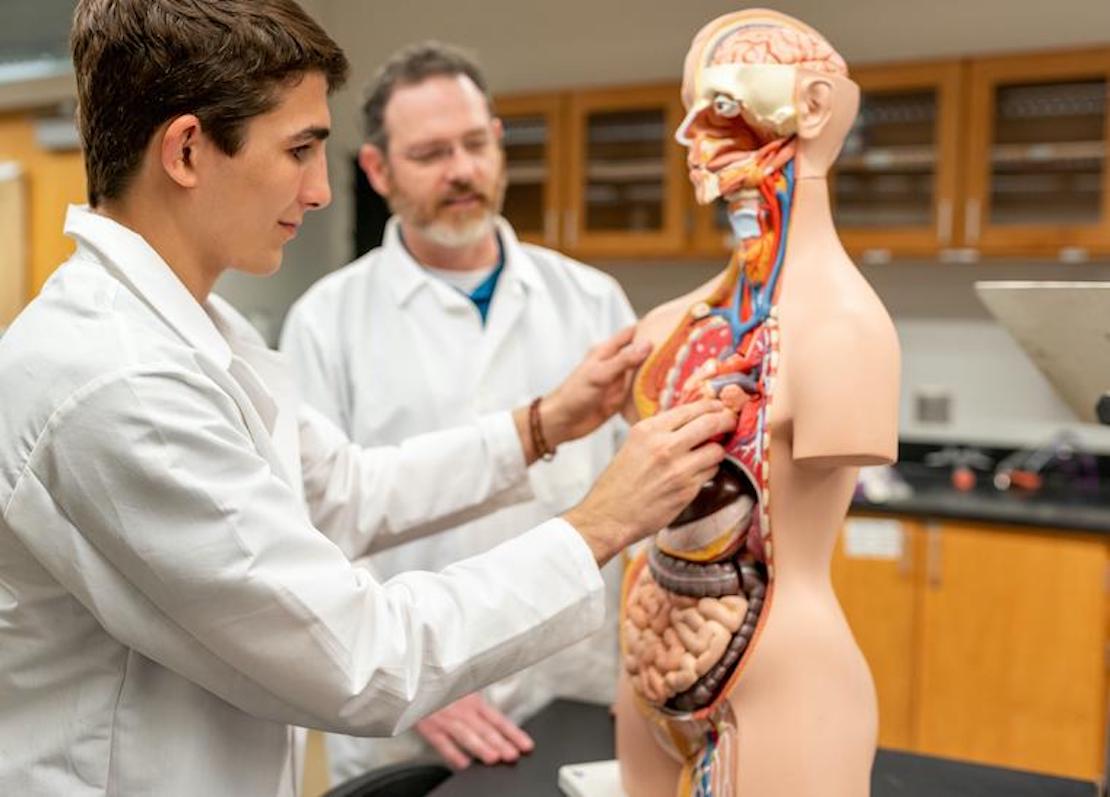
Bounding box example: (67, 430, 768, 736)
(0, 113, 86, 304)
(834, 61, 965, 260)
(831, 517, 924, 751)
(565, 84, 687, 258)
(914, 522, 1107, 780)
(964, 49, 1110, 257)
(835, 47, 1110, 260)
(833, 48, 1110, 260)
(833, 516, 1109, 781)
(497, 93, 565, 248)
(497, 84, 688, 259)
(497, 46, 1110, 262)
(0, 163, 26, 328)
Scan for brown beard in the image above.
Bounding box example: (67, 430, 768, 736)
(386, 158, 508, 232)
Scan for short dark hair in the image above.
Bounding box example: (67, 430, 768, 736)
(71, 0, 350, 206)
(361, 41, 493, 152)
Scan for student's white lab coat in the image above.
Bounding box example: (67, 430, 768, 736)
(281, 218, 635, 777)
(0, 207, 605, 797)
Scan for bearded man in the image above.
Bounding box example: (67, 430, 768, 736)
(280, 41, 636, 782)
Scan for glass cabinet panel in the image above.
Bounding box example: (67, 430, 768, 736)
(967, 50, 1110, 254)
(988, 79, 1105, 226)
(834, 90, 939, 228)
(583, 108, 667, 233)
(501, 114, 551, 240)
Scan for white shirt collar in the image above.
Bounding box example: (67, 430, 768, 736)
(64, 205, 233, 369)
(383, 216, 547, 306)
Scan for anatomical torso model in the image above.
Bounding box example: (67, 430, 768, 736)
(615, 10, 901, 797)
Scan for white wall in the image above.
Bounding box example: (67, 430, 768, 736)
(220, 0, 1110, 449)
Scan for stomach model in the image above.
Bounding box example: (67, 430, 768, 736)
(623, 163, 794, 797)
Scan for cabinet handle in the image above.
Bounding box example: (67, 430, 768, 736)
(965, 198, 981, 245)
(861, 248, 892, 265)
(897, 522, 913, 578)
(926, 524, 942, 589)
(564, 209, 578, 248)
(544, 208, 558, 246)
(937, 198, 953, 246)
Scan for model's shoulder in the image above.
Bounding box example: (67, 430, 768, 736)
(798, 265, 894, 336)
(783, 281, 898, 364)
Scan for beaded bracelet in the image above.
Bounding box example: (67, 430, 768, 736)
(528, 397, 557, 461)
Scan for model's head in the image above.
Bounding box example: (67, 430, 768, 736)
(677, 8, 857, 199)
(358, 42, 506, 249)
(71, 0, 348, 278)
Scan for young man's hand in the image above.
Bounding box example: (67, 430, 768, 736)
(414, 692, 534, 770)
(564, 399, 736, 567)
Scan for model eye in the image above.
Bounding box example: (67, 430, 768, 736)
(290, 144, 312, 161)
(712, 95, 741, 118)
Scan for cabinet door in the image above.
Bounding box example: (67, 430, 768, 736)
(964, 48, 1110, 256)
(834, 61, 964, 260)
(0, 113, 85, 301)
(0, 163, 26, 328)
(496, 93, 565, 248)
(832, 516, 923, 751)
(915, 523, 1108, 780)
(566, 85, 687, 258)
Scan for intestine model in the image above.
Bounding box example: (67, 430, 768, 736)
(615, 10, 901, 797)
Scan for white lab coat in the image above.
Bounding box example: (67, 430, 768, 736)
(0, 207, 606, 797)
(281, 218, 635, 778)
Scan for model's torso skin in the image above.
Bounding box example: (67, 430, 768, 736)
(616, 177, 899, 797)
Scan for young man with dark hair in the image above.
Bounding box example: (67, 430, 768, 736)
(0, 3, 732, 796)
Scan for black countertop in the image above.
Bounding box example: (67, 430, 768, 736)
(851, 460, 1110, 536)
(429, 699, 1100, 796)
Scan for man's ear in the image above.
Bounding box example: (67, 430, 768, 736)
(358, 143, 391, 197)
(160, 114, 204, 189)
(795, 74, 834, 140)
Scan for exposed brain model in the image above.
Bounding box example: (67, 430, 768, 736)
(704, 22, 846, 72)
(616, 9, 901, 797)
